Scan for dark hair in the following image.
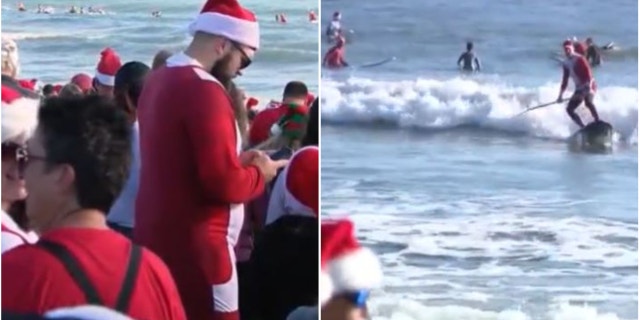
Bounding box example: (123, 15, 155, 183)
(38, 95, 132, 213)
(58, 83, 83, 98)
(115, 61, 150, 108)
(302, 98, 318, 146)
(282, 81, 308, 100)
(41, 84, 55, 96)
(466, 41, 473, 51)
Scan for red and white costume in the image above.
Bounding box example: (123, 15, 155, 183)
(319, 219, 383, 305)
(561, 41, 596, 94)
(265, 146, 318, 225)
(134, 0, 262, 319)
(1, 78, 40, 254)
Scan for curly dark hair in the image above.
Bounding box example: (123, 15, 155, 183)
(37, 95, 132, 213)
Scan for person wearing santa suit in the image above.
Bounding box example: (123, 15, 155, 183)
(93, 47, 122, 98)
(323, 34, 349, 69)
(1, 81, 40, 254)
(557, 40, 600, 129)
(265, 146, 318, 225)
(316, 219, 383, 320)
(244, 145, 318, 320)
(134, 0, 288, 319)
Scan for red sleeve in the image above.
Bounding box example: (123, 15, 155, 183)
(560, 66, 569, 91)
(183, 80, 265, 204)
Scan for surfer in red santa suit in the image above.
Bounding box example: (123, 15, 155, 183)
(134, 0, 288, 319)
(556, 40, 600, 129)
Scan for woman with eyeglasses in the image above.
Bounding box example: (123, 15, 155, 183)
(1, 82, 40, 253)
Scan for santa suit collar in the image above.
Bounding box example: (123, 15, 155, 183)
(166, 52, 205, 69)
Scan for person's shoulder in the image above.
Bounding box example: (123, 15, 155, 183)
(3, 243, 62, 281)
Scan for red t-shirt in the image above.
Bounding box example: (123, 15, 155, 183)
(249, 104, 288, 146)
(2, 228, 186, 319)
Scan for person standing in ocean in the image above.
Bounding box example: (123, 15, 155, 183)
(457, 41, 481, 72)
(557, 40, 600, 128)
(133, 0, 287, 319)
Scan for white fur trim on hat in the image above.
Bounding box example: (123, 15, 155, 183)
(319, 270, 333, 306)
(2, 97, 39, 144)
(94, 71, 115, 87)
(327, 247, 383, 294)
(189, 12, 260, 49)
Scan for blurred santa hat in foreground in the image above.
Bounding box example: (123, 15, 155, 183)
(320, 218, 382, 305)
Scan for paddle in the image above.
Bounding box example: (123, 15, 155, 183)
(514, 98, 569, 117)
(357, 56, 396, 69)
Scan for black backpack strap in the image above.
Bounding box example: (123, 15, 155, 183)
(37, 240, 103, 305)
(114, 244, 142, 312)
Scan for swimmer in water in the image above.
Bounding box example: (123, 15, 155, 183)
(308, 10, 317, 22)
(457, 41, 481, 72)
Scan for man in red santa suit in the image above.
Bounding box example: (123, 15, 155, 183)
(134, 0, 288, 319)
(557, 40, 600, 129)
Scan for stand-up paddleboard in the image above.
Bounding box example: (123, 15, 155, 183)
(357, 56, 396, 69)
(567, 120, 614, 153)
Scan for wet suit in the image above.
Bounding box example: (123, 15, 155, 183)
(586, 44, 602, 67)
(457, 51, 481, 72)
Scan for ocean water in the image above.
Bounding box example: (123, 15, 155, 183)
(2, 0, 318, 102)
(320, 0, 638, 319)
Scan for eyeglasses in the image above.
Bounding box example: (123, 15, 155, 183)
(15, 146, 48, 177)
(231, 41, 252, 70)
(337, 290, 369, 308)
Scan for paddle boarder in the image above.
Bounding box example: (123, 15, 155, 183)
(557, 40, 600, 129)
(323, 33, 349, 69)
(326, 11, 342, 38)
(457, 42, 481, 72)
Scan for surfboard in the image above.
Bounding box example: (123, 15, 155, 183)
(567, 120, 613, 153)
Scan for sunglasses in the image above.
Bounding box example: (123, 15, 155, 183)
(1, 143, 21, 162)
(337, 290, 369, 308)
(231, 41, 252, 70)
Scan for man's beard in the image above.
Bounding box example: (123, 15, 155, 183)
(210, 53, 235, 89)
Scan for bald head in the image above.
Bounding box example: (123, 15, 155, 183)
(152, 50, 172, 70)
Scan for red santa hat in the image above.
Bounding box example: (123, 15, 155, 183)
(188, 0, 260, 50)
(320, 219, 382, 305)
(283, 146, 318, 216)
(245, 96, 259, 110)
(95, 48, 122, 87)
(1, 84, 39, 145)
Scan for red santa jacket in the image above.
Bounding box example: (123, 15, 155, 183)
(561, 53, 595, 93)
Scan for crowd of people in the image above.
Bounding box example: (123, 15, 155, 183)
(1, 0, 324, 319)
